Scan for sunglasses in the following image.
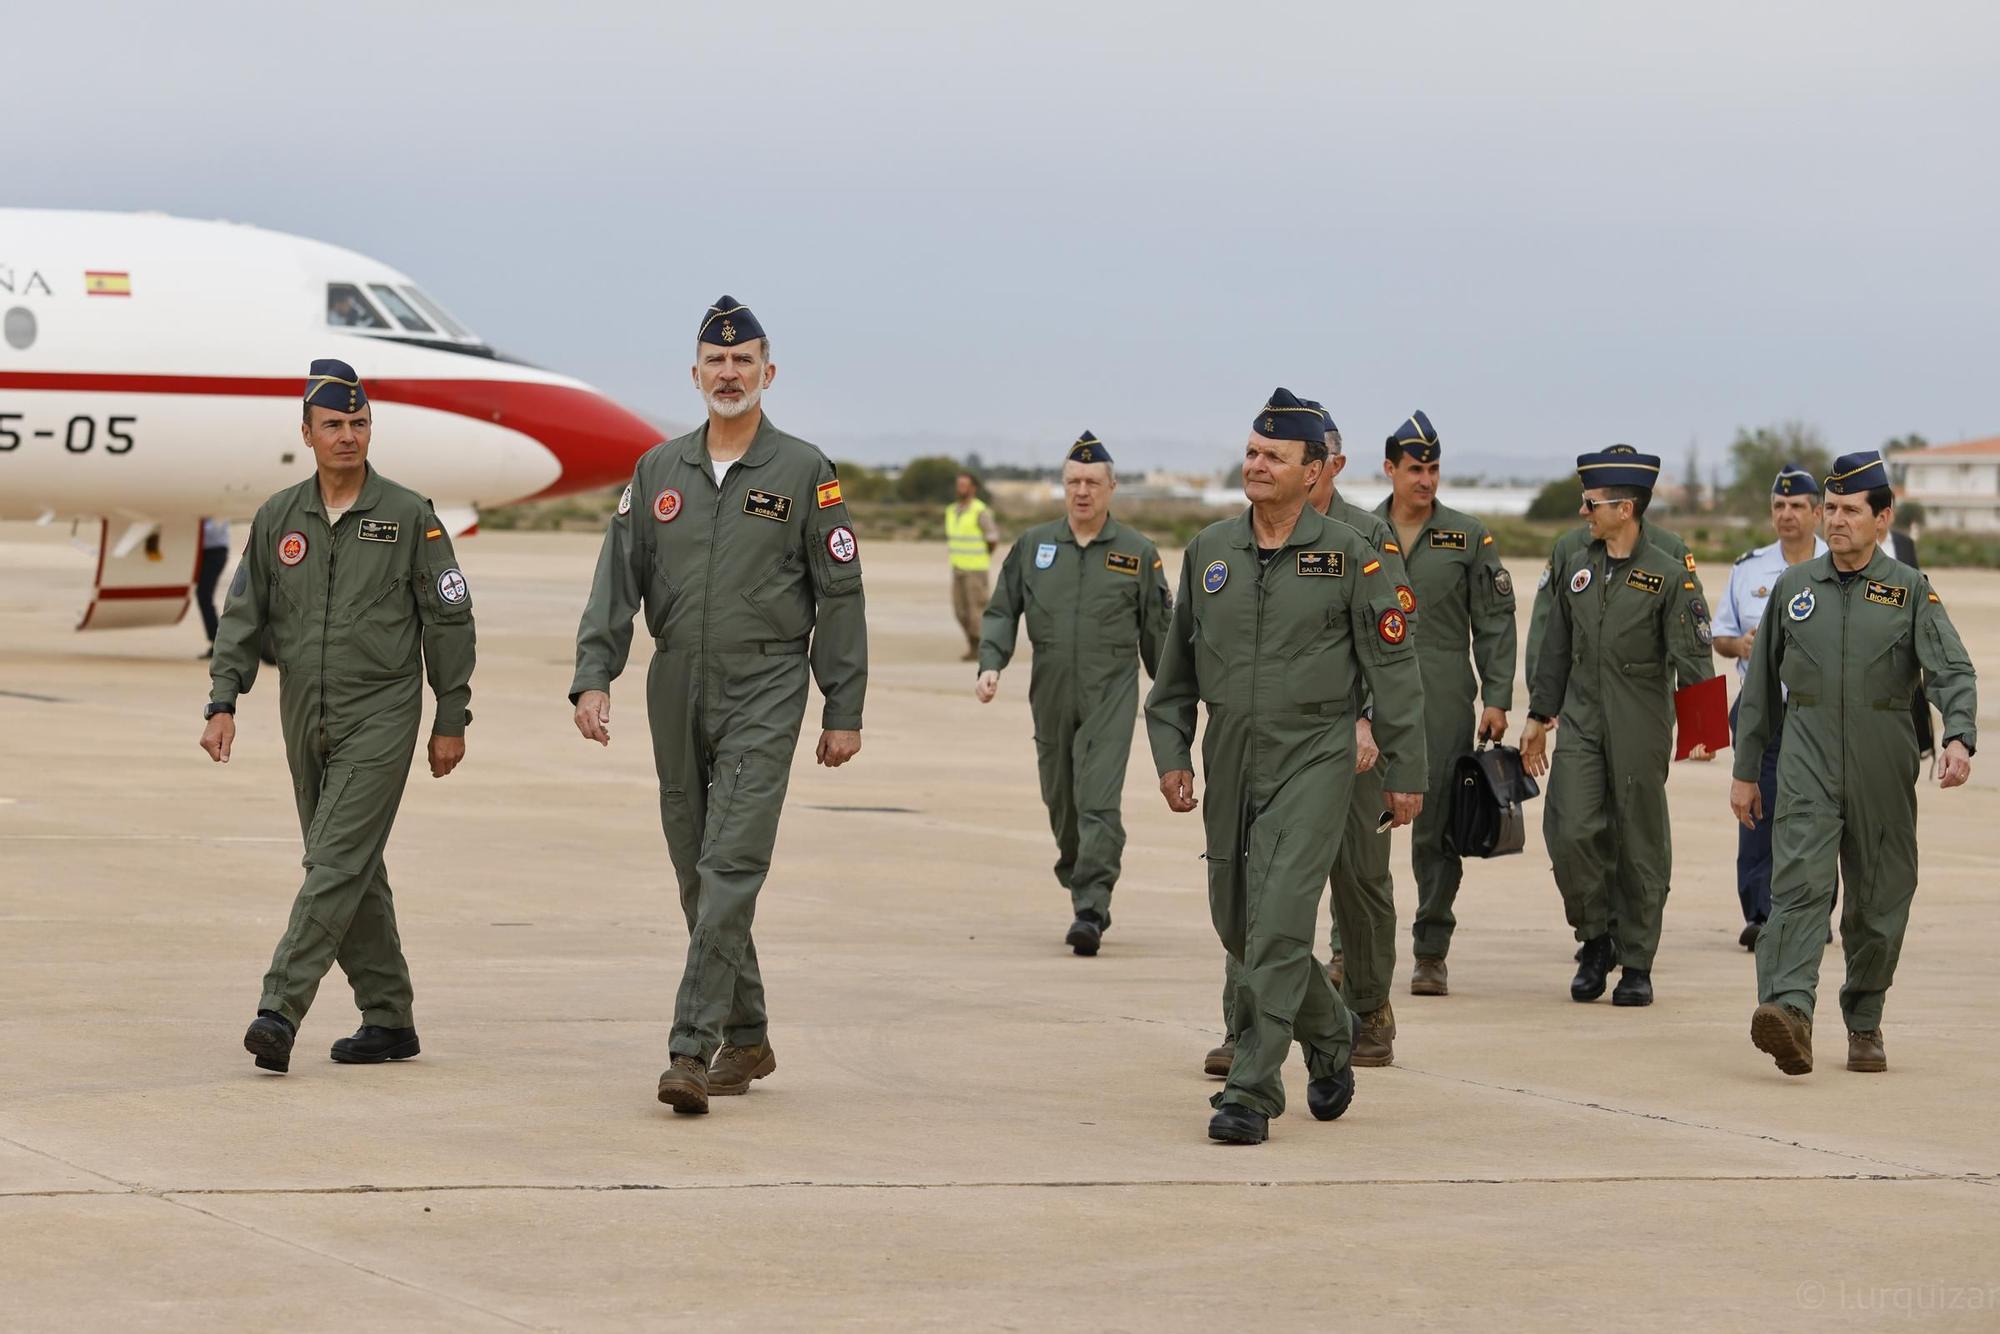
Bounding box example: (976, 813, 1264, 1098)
(1580, 496, 1631, 512)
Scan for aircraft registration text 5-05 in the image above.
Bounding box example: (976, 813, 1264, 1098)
(0, 412, 137, 453)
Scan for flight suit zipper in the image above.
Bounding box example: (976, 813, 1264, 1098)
(1249, 551, 1268, 853)
(1071, 533, 1086, 722)
(320, 516, 335, 756)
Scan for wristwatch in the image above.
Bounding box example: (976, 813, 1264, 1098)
(204, 702, 236, 720)
(1528, 712, 1553, 726)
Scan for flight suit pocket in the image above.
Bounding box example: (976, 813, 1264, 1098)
(1778, 635, 1821, 701)
(1862, 632, 1911, 708)
(1192, 617, 1230, 703)
(743, 550, 812, 641)
(354, 577, 419, 672)
(268, 575, 306, 667)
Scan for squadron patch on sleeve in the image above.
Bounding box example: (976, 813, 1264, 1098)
(617, 485, 633, 516)
(1296, 550, 1344, 577)
(1569, 567, 1592, 594)
(1106, 551, 1141, 575)
(1493, 569, 1513, 598)
(744, 489, 793, 522)
(1377, 608, 1408, 645)
(1429, 530, 1468, 550)
(1864, 580, 1908, 609)
(1395, 584, 1417, 613)
(1625, 568, 1665, 596)
(437, 567, 469, 604)
(826, 525, 859, 564)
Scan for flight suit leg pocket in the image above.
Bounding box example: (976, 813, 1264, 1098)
(302, 766, 360, 874)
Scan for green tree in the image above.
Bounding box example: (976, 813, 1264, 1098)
(1526, 476, 1579, 521)
(1724, 422, 1831, 518)
(833, 460, 890, 502)
(1883, 432, 1930, 452)
(895, 455, 968, 504)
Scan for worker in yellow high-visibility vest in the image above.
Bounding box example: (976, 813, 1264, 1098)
(945, 471, 1000, 660)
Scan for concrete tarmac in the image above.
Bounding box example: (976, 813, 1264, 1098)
(3, 522, 1997, 1331)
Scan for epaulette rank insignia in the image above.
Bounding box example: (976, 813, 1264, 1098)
(1626, 568, 1665, 596)
(1430, 530, 1468, 550)
(1105, 551, 1140, 575)
(1297, 550, 1345, 577)
(1864, 580, 1908, 609)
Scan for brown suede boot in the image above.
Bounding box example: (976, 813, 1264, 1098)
(709, 1042, 776, 1095)
(1846, 1029, 1887, 1073)
(1326, 951, 1344, 990)
(1202, 1036, 1235, 1078)
(1352, 1002, 1396, 1067)
(1750, 1002, 1813, 1076)
(1410, 957, 1448, 996)
(657, 1054, 710, 1113)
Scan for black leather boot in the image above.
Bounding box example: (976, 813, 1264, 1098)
(243, 1010, 296, 1073)
(330, 1025, 421, 1064)
(1570, 934, 1616, 1002)
(1611, 967, 1653, 1007)
(1065, 911, 1104, 956)
(1207, 1102, 1269, 1144)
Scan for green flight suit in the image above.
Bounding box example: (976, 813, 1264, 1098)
(978, 516, 1172, 927)
(1733, 552, 1977, 1032)
(1146, 507, 1427, 1119)
(1529, 519, 1714, 970)
(1314, 490, 1410, 1017)
(571, 417, 867, 1063)
(1376, 499, 1517, 961)
(1526, 524, 1702, 688)
(209, 466, 476, 1029)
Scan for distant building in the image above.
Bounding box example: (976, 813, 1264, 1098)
(1889, 437, 2000, 533)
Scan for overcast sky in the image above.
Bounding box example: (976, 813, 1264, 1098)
(11, 2, 1996, 477)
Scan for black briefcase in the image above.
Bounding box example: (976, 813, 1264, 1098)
(1445, 740, 1541, 859)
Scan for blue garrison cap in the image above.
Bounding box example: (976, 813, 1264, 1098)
(1575, 443, 1661, 492)
(1253, 388, 1327, 444)
(1773, 463, 1821, 497)
(303, 358, 366, 414)
(1388, 410, 1440, 464)
(1067, 430, 1113, 465)
(1300, 399, 1340, 439)
(1825, 450, 1889, 495)
(699, 295, 765, 347)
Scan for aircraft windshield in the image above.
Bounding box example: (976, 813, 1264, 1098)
(368, 284, 436, 334)
(325, 283, 390, 329)
(401, 286, 473, 340)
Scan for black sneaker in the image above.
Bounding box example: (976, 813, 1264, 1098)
(330, 1025, 421, 1064)
(1065, 911, 1104, 956)
(243, 1010, 296, 1073)
(1207, 1103, 1269, 1144)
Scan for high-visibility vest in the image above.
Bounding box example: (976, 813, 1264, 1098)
(945, 498, 992, 572)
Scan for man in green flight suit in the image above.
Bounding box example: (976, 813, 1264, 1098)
(976, 431, 1172, 955)
(1375, 411, 1516, 997)
(571, 296, 868, 1115)
(203, 358, 476, 1075)
(1734, 451, 1978, 1077)
(1147, 389, 1428, 1145)
(1521, 446, 1715, 1007)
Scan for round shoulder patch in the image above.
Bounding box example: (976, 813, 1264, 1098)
(1202, 559, 1229, 594)
(277, 531, 308, 567)
(617, 484, 633, 516)
(654, 488, 683, 523)
(827, 524, 858, 564)
(1378, 607, 1408, 645)
(437, 567, 469, 604)
(1787, 588, 1815, 622)
(1569, 567, 1592, 594)
(1395, 584, 1417, 614)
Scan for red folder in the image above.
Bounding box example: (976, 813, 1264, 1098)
(1673, 675, 1731, 761)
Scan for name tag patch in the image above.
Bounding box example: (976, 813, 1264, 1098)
(1864, 580, 1908, 608)
(744, 489, 793, 522)
(357, 519, 400, 543)
(1626, 569, 1665, 596)
(1106, 551, 1141, 575)
(1296, 550, 1344, 577)
(1430, 530, 1467, 550)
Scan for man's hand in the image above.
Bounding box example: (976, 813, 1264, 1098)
(1520, 719, 1549, 777)
(1384, 790, 1423, 828)
(1353, 718, 1379, 774)
(1740, 626, 1757, 661)
(1730, 777, 1763, 829)
(817, 729, 862, 767)
(1939, 739, 1974, 789)
(1160, 769, 1198, 813)
(1686, 743, 1717, 762)
(574, 690, 611, 746)
(428, 733, 466, 778)
(200, 713, 236, 763)
(975, 670, 1000, 704)
(1478, 707, 1508, 743)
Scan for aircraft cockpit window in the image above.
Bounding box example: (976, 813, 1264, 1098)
(367, 284, 436, 334)
(401, 286, 473, 340)
(326, 283, 390, 329)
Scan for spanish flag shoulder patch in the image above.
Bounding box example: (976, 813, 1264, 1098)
(1362, 558, 1382, 576)
(1481, 533, 1494, 546)
(816, 479, 843, 509)
(425, 527, 444, 540)
(1382, 541, 1401, 555)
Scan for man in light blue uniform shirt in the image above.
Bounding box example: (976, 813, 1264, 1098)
(1711, 464, 1825, 948)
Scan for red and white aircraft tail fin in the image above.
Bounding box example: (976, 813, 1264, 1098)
(78, 519, 200, 630)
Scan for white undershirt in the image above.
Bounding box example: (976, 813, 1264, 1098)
(713, 458, 738, 488)
(326, 505, 349, 526)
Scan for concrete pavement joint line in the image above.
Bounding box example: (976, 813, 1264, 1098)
(160, 1193, 545, 1332)
(5, 1171, 1993, 1199)
(0, 1129, 140, 1193)
(1396, 1065, 1979, 1181)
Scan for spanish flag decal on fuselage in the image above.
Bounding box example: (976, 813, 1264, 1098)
(84, 270, 132, 297)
